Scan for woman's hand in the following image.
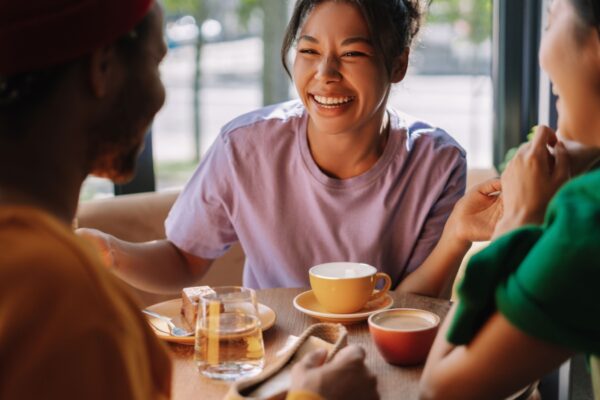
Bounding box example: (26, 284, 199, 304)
(290, 345, 379, 400)
(494, 125, 570, 238)
(447, 178, 503, 243)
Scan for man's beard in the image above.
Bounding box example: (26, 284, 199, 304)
(87, 86, 153, 183)
(89, 137, 143, 183)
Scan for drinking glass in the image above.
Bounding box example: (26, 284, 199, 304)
(194, 286, 265, 380)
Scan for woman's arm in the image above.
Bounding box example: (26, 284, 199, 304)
(420, 305, 573, 400)
(78, 228, 213, 294)
(397, 178, 502, 298)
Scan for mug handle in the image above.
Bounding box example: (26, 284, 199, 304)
(369, 272, 392, 302)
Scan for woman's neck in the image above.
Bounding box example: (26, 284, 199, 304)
(307, 111, 390, 179)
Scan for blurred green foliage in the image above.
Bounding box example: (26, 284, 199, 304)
(427, 0, 492, 43)
(162, 0, 262, 25)
(162, 0, 200, 15)
(238, 0, 262, 27)
(498, 127, 536, 173)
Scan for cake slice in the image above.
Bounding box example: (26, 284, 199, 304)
(181, 286, 214, 330)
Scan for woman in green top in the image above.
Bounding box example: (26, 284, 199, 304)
(420, 0, 600, 399)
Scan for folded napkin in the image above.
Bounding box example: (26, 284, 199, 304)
(225, 323, 348, 400)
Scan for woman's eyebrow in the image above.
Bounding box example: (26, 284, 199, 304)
(297, 34, 318, 43)
(297, 35, 373, 46)
(341, 36, 373, 46)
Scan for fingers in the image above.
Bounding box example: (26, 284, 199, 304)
(553, 141, 571, 182)
(530, 125, 557, 155)
(476, 177, 501, 196)
(328, 345, 366, 367)
(296, 348, 328, 370)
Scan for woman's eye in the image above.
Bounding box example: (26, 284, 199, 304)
(298, 49, 318, 55)
(342, 51, 367, 57)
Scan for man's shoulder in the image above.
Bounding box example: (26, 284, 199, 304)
(0, 210, 95, 290)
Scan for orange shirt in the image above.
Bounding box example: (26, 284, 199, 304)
(0, 206, 171, 399)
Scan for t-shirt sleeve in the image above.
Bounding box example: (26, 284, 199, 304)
(165, 133, 239, 259)
(404, 150, 467, 275)
(448, 181, 600, 356)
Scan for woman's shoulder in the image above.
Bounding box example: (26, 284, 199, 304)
(218, 100, 306, 143)
(549, 169, 600, 221)
(388, 108, 466, 158)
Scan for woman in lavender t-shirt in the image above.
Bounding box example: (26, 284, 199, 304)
(81, 0, 501, 299)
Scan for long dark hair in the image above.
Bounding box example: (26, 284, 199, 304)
(281, 0, 426, 78)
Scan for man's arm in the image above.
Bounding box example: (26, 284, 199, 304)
(78, 228, 213, 294)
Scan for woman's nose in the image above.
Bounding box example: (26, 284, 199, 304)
(315, 56, 342, 82)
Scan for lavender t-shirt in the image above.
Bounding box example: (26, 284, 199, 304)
(166, 100, 466, 289)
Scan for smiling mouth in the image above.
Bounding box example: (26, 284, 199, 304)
(311, 94, 355, 108)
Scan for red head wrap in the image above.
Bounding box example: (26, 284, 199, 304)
(0, 0, 154, 76)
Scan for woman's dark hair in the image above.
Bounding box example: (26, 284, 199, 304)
(281, 0, 426, 78)
(571, 0, 600, 37)
(0, 13, 153, 115)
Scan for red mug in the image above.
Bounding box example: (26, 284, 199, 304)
(368, 308, 440, 366)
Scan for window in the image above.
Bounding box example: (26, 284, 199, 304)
(80, 0, 495, 199)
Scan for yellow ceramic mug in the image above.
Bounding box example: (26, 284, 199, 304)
(309, 262, 392, 314)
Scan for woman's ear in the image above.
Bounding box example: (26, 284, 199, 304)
(391, 48, 410, 83)
(88, 45, 119, 98)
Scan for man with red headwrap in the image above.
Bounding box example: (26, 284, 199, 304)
(0, 1, 378, 399)
(0, 1, 173, 398)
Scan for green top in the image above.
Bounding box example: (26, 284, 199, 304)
(448, 168, 600, 398)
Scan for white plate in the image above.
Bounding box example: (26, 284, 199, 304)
(145, 298, 276, 345)
(293, 290, 393, 324)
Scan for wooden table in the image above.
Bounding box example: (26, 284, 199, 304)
(169, 288, 451, 400)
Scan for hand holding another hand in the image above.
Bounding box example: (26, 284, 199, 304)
(290, 345, 379, 400)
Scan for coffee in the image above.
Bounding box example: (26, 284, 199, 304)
(375, 314, 434, 330)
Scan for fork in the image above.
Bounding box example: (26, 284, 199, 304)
(142, 309, 194, 337)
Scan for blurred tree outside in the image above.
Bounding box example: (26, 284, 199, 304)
(162, 0, 288, 161)
(427, 0, 492, 44)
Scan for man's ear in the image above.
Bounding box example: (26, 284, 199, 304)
(391, 48, 410, 83)
(88, 45, 118, 98)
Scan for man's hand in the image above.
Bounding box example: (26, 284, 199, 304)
(76, 227, 115, 268)
(290, 345, 379, 400)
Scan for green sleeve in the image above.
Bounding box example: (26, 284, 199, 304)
(448, 173, 600, 356)
(447, 226, 542, 344)
(495, 194, 600, 354)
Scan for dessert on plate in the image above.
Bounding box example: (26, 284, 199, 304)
(181, 286, 214, 329)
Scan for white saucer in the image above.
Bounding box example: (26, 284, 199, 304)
(293, 290, 393, 324)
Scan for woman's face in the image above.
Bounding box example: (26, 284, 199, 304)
(292, 1, 405, 136)
(540, 0, 600, 146)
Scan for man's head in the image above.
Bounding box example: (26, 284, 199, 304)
(0, 0, 167, 182)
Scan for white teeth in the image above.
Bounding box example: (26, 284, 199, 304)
(313, 95, 354, 106)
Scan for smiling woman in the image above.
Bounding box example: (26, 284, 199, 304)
(81, 0, 503, 313)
